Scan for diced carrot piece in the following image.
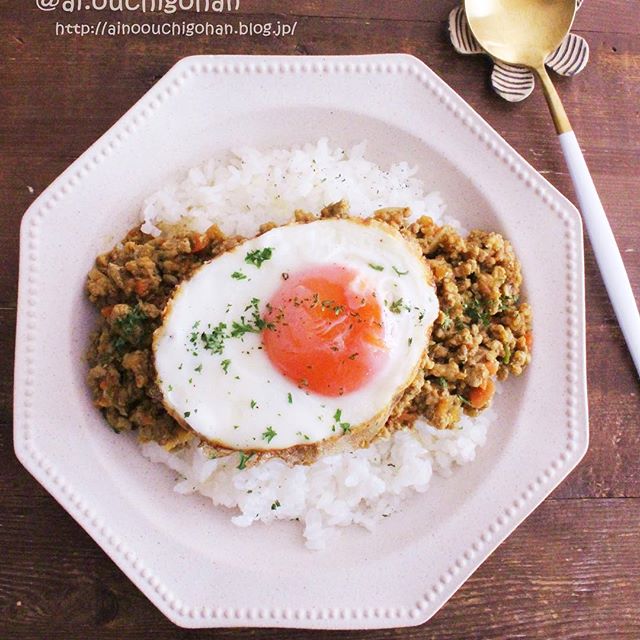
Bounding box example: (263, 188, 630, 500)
(486, 360, 499, 375)
(525, 331, 533, 351)
(134, 279, 149, 296)
(468, 378, 495, 409)
(191, 233, 210, 253)
(205, 224, 224, 242)
(397, 411, 418, 425)
(100, 306, 114, 319)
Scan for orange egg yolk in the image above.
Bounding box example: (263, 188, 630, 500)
(262, 265, 388, 397)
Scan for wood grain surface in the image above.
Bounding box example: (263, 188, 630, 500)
(1, 1, 638, 638)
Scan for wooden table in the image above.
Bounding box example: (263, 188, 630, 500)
(2, 1, 638, 638)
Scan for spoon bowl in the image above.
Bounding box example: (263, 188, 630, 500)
(465, 0, 576, 69)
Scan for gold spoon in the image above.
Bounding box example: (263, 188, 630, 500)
(465, 0, 640, 376)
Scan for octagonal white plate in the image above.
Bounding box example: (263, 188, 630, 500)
(14, 54, 588, 629)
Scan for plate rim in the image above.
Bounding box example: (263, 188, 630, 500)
(14, 53, 589, 629)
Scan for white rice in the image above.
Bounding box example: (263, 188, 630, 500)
(138, 139, 491, 550)
(141, 138, 448, 238)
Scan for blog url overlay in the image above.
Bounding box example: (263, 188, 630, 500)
(55, 19, 298, 37)
(37, 0, 240, 14)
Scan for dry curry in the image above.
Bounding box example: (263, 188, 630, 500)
(86, 203, 532, 454)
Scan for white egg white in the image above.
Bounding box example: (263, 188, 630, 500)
(153, 218, 439, 451)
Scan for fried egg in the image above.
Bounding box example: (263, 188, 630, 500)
(153, 217, 439, 452)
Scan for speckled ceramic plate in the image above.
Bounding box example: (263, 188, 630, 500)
(14, 54, 588, 629)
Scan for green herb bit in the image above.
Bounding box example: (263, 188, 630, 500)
(340, 422, 352, 434)
(502, 345, 511, 365)
(195, 364, 203, 373)
(250, 400, 257, 409)
(348, 352, 359, 360)
(408, 337, 413, 346)
(245, 247, 274, 268)
(230, 319, 257, 338)
(271, 500, 281, 510)
(237, 452, 254, 470)
(333, 408, 342, 422)
(231, 271, 247, 280)
(437, 377, 448, 389)
(192, 320, 201, 329)
(200, 323, 228, 354)
(183, 411, 191, 418)
(231, 298, 273, 337)
(499, 294, 520, 312)
(287, 392, 293, 404)
(262, 426, 277, 443)
(167, 384, 173, 392)
(221, 359, 231, 374)
(112, 336, 127, 352)
(458, 395, 471, 407)
(464, 298, 491, 327)
(392, 266, 409, 276)
(114, 304, 147, 338)
(368, 263, 384, 271)
(389, 298, 407, 314)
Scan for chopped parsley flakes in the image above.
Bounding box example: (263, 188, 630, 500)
(389, 298, 409, 314)
(262, 426, 277, 443)
(231, 271, 247, 280)
(114, 304, 147, 338)
(287, 392, 293, 404)
(458, 394, 472, 407)
(331, 409, 351, 434)
(237, 452, 254, 470)
(221, 359, 231, 374)
(393, 266, 409, 276)
(245, 247, 274, 268)
(200, 323, 228, 354)
(368, 263, 384, 271)
(464, 297, 491, 327)
(231, 298, 273, 337)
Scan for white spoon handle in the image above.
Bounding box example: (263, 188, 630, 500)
(559, 131, 640, 376)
